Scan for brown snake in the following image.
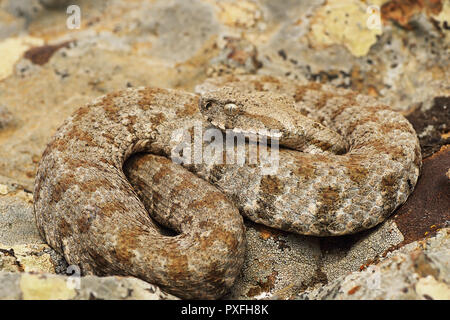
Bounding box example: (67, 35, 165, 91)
(34, 75, 421, 298)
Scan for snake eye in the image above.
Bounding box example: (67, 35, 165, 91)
(224, 103, 238, 115)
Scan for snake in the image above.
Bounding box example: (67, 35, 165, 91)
(33, 75, 421, 299)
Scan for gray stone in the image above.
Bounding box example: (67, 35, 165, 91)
(0, 189, 42, 246)
(0, 272, 22, 299)
(143, 0, 220, 63)
(39, 0, 71, 9)
(1, 0, 43, 22)
(227, 221, 321, 299)
(320, 220, 405, 282)
(297, 228, 450, 300)
(0, 105, 14, 130)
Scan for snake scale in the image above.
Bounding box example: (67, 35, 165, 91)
(34, 75, 421, 299)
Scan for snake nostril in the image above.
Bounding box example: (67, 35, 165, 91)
(204, 101, 213, 110)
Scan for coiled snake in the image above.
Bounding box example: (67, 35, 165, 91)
(34, 75, 421, 299)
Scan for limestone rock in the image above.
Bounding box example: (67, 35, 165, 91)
(297, 228, 450, 300)
(0, 272, 179, 300)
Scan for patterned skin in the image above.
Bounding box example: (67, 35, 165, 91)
(34, 75, 421, 299)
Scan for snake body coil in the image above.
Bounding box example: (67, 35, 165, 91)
(34, 75, 421, 299)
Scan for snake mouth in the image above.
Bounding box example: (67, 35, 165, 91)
(229, 127, 282, 141)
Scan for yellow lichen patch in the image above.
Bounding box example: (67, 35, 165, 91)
(20, 273, 77, 300)
(132, 41, 153, 56)
(0, 244, 55, 273)
(433, 0, 449, 21)
(0, 36, 44, 81)
(416, 275, 450, 300)
(0, 184, 8, 195)
(214, 0, 261, 28)
(432, 0, 450, 38)
(15, 190, 34, 203)
(307, 0, 384, 57)
(14, 244, 55, 273)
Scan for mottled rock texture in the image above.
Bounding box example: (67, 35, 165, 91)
(298, 228, 450, 300)
(0, 271, 178, 300)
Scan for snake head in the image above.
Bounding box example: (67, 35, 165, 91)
(199, 87, 245, 130)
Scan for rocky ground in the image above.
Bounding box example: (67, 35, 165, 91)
(0, 0, 448, 300)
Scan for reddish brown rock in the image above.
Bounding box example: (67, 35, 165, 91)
(393, 145, 450, 245)
(381, 0, 443, 29)
(407, 96, 450, 158)
(24, 41, 72, 66)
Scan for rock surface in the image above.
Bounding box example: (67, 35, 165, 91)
(0, 271, 179, 300)
(0, 0, 448, 300)
(297, 228, 450, 300)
